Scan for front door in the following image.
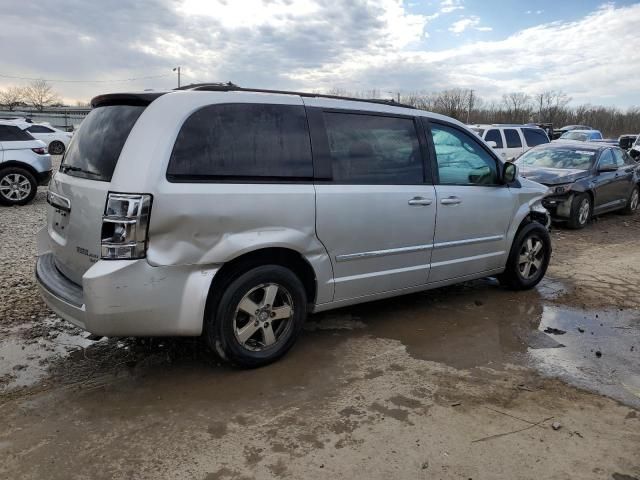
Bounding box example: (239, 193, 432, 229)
(425, 121, 515, 283)
(310, 107, 437, 302)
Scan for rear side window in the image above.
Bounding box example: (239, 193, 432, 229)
(0, 125, 34, 141)
(61, 105, 145, 181)
(591, 132, 602, 140)
(522, 128, 549, 147)
(484, 129, 503, 148)
(323, 112, 423, 184)
(167, 104, 312, 181)
(504, 129, 522, 148)
(612, 149, 625, 167)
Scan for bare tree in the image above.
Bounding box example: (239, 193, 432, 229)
(502, 92, 532, 123)
(534, 91, 571, 124)
(23, 79, 61, 111)
(0, 86, 26, 111)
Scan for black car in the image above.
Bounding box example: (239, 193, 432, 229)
(516, 143, 639, 228)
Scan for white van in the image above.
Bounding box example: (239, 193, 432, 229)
(470, 125, 550, 161)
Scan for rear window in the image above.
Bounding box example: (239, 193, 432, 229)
(61, 105, 145, 181)
(0, 125, 34, 141)
(522, 128, 549, 147)
(167, 104, 313, 181)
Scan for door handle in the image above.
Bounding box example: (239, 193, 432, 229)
(408, 197, 433, 206)
(440, 196, 462, 205)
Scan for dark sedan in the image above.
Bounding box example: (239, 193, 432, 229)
(516, 143, 640, 228)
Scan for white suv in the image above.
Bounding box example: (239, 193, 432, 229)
(0, 120, 52, 205)
(25, 123, 73, 155)
(470, 125, 550, 161)
(36, 86, 551, 367)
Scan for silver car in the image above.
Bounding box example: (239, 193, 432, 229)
(36, 85, 551, 367)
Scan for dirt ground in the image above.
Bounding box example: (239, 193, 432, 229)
(0, 178, 639, 480)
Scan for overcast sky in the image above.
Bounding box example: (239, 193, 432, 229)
(1, 0, 639, 106)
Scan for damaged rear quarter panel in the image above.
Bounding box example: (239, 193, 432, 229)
(146, 182, 334, 303)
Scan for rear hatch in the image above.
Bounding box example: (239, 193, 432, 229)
(46, 103, 148, 285)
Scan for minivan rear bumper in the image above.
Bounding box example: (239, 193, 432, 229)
(36, 252, 218, 336)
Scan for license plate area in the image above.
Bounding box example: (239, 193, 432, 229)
(52, 208, 70, 238)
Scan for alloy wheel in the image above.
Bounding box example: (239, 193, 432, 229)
(0, 173, 32, 202)
(233, 283, 294, 352)
(578, 198, 590, 225)
(518, 236, 545, 280)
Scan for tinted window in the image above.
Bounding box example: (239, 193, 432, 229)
(0, 125, 34, 141)
(504, 129, 522, 148)
(522, 128, 549, 147)
(484, 129, 503, 148)
(612, 149, 625, 167)
(431, 123, 499, 185)
(323, 112, 422, 184)
(598, 149, 615, 168)
(27, 125, 54, 133)
(61, 105, 145, 181)
(168, 104, 312, 180)
(591, 132, 602, 140)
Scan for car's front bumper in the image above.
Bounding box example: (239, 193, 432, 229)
(542, 193, 573, 220)
(36, 251, 219, 337)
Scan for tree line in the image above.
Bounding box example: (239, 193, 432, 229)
(0, 79, 62, 111)
(328, 88, 640, 138)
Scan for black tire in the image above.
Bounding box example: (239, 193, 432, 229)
(48, 141, 65, 155)
(622, 186, 639, 215)
(498, 222, 551, 290)
(567, 193, 591, 229)
(0, 167, 37, 206)
(205, 265, 307, 368)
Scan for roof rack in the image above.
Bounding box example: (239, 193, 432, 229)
(174, 82, 417, 110)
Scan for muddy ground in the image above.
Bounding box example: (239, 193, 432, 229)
(0, 175, 639, 479)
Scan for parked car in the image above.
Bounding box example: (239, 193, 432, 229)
(630, 136, 640, 159)
(619, 134, 638, 151)
(556, 129, 603, 142)
(36, 86, 551, 367)
(516, 143, 639, 229)
(0, 120, 52, 205)
(469, 124, 550, 161)
(552, 124, 593, 139)
(23, 123, 73, 155)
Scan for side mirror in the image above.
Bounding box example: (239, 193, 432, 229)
(598, 163, 618, 173)
(503, 162, 518, 183)
(486, 140, 497, 148)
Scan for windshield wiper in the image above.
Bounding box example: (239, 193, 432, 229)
(60, 165, 102, 177)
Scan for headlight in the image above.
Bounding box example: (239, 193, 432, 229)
(552, 183, 574, 195)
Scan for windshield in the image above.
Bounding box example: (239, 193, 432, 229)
(517, 148, 596, 170)
(559, 131, 589, 141)
(60, 105, 145, 181)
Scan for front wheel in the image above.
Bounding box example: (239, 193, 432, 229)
(205, 265, 307, 368)
(567, 193, 591, 229)
(622, 186, 639, 215)
(499, 222, 551, 290)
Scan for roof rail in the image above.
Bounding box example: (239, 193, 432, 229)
(174, 82, 417, 110)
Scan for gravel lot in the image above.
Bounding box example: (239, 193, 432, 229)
(0, 165, 639, 479)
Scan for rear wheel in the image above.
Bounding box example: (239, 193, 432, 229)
(48, 141, 65, 155)
(0, 167, 37, 206)
(567, 193, 591, 229)
(205, 265, 307, 368)
(622, 186, 639, 215)
(499, 222, 551, 290)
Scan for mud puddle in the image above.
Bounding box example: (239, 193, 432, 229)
(1, 277, 638, 410)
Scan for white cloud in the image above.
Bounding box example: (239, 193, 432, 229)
(440, 0, 464, 14)
(1, 1, 639, 106)
(448, 16, 490, 34)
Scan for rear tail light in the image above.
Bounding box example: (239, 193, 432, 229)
(32, 147, 46, 155)
(101, 193, 152, 260)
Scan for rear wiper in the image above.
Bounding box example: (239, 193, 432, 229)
(60, 165, 102, 177)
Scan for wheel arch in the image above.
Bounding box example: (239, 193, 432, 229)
(204, 247, 318, 323)
(0, 160, 39, 179)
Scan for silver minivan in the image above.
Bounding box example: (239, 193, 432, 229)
(36, 85, 551, 367)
